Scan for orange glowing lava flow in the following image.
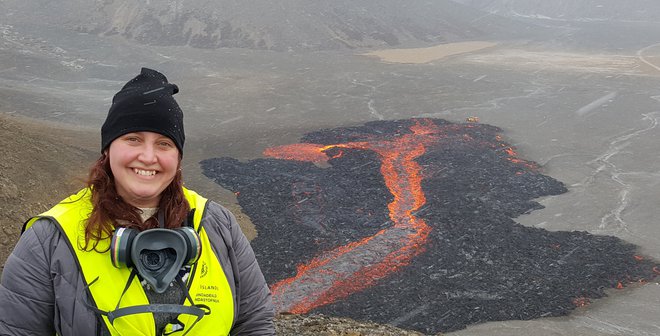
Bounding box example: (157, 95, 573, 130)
(265, 119, 438, 313)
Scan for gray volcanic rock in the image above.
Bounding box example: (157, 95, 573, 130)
(1, 0, 540, 51)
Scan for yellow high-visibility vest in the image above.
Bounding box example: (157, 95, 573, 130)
(25, 187, 234, 335)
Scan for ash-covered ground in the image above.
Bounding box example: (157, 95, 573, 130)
(201, 118, 658, 334)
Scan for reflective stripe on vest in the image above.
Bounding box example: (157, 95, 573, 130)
(24, 188, 234, 336)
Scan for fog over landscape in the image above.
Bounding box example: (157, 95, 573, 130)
(1, 1, 660, 335)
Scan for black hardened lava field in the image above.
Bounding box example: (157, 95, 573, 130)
(201, 118, 658, 334)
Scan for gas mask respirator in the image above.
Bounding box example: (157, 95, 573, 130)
(84, 225, 209, 334)
(110, 226, 201, 293)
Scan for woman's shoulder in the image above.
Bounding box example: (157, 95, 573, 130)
(19, 217, 66, 255)
(9, 217, 64, 271)
(204, 199, 232, 213)
(202, 201, 236, 228)
(23, 217, 63, 241)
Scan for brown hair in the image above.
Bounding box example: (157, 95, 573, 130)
(82, 153, 190, 251)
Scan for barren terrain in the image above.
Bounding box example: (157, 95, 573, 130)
(2, 2, 660, 333)
(0, 113, 96, 270)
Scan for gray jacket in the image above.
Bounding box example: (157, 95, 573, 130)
(0, 201, 275, 336)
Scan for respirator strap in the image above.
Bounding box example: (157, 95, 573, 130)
(82, 271, 210, 336)
(81, 271, 137, 316)
(174, 273, 211, 334)
(185, 209, 195, 229)
(158, 209, 165, 228)
(106, 304, 206, 331)
(82, 270, 140, 316)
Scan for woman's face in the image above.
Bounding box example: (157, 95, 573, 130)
(108, 131, 180, 208)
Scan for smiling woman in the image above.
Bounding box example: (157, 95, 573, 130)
(109, 132, 180, 208)
(0, 68, 275, 336)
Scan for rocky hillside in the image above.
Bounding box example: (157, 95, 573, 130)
(0, 114, 97, 272)
(452, 0, 660, 22)
(0, 0, 539, 51)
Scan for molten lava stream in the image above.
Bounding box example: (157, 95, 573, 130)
(266, 120, 437, 313)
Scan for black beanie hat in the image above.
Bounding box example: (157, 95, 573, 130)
(101, 68, 185, 154)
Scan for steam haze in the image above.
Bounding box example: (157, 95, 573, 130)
(1, 1, 660, 335)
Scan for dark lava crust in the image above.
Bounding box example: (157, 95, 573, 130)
(201, 118, 658, 334)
